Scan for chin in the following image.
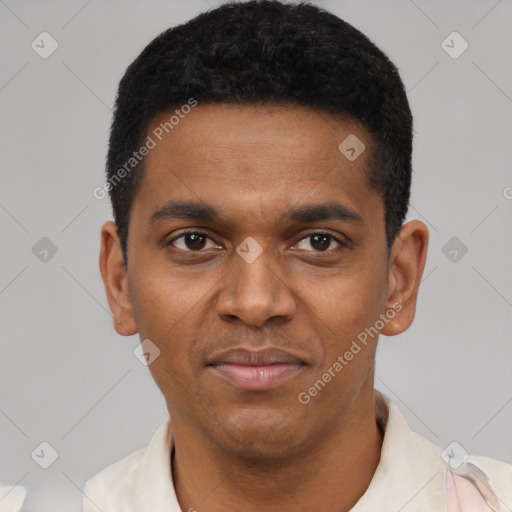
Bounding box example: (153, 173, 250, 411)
(205, 408, 311, 463)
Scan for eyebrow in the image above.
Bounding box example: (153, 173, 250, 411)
(148, 200, 363, 226)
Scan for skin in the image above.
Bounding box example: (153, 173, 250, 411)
(100, 103, 429, 512)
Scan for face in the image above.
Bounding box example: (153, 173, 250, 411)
(101, 103, 427, 460)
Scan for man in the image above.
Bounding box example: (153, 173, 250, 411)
(85, 1, 512, 510)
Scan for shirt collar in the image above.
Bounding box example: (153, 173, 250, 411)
(351, 390, 447, 510)
(134, 414, 180, 511)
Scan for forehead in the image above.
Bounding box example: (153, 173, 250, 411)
(133, 103, 382, 229)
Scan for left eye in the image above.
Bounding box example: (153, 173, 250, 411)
(294, 233, 344, 253)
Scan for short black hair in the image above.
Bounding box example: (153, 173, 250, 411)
(106, 0, 413, 264)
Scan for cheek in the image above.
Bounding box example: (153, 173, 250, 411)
(129, 269, 214, 393)
(319, 267, 387, 340)
(135, 274, 205, 409)
(307, 273, 387, 389)
(130, 267, 207, 341)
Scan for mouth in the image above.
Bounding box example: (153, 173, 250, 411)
(206, 347, 306, 391)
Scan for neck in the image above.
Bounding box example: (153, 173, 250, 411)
(170, 387, 383, 512)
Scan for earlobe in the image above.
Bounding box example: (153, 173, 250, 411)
(99, 221, 138, 336)
(381, 220, 429, 337)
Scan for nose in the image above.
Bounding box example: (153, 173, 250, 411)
(215, 243, 297, 328)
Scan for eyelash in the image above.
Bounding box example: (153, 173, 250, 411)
(166, 229, 348, 254)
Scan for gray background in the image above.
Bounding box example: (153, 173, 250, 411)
(1, 0, 511, 510)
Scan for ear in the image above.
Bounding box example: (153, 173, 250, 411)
(99, 221, 138, 336)
(381, 220, 429, 336)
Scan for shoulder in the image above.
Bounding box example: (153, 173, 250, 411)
(83, 447, 146, 512)
(469, 454, 512, 503)
(82, 417, 173, 511)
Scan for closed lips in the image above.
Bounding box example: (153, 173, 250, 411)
(207, 348, 305, 366)
(206, 347, 306, 391)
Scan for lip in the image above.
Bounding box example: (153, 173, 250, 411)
(207, 347, 306, 391)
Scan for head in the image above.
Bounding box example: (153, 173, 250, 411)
(100, 0, 428, 460)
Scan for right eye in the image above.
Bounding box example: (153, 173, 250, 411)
(167, 230, 223, 252)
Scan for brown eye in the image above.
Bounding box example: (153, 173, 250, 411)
(295, 232, 345, 253)
(167, 231, 220, 252)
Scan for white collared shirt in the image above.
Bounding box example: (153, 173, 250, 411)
(83, 391, 512, 511)
(0, 485, 26, 512)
